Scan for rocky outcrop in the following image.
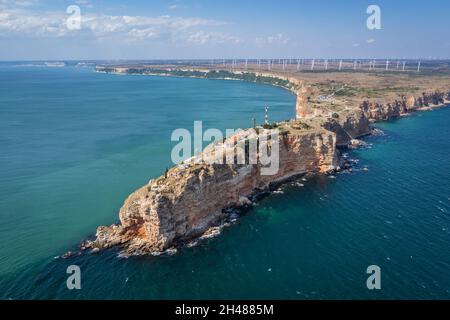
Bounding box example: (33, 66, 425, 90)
(416, 91, 446, 107)
(322, 109, 371, 146)
(320, 91, 448, 146)
(360, 91, 448, 121)
(359, 95, 410, 121)
(295, 86, 312, 119)
(83, 128, 338, 255)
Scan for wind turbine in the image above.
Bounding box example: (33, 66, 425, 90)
(311, 59, 315, 71)
(417, 61, 421, 72)
(402, 61, 406, 72)
(339, 60, 343, 71)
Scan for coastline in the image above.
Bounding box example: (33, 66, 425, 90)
(78, 66, 450, 257)
(95, 67, 301, 96)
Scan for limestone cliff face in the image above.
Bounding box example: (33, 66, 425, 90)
(416, 91, 447, 107)
(360, 91, 448, 121)
(295, 86, 312, 119)
(359, 95, 412, 121)
(84, 129, 338, 255)
(322, 109, 371, 146)
(321, 91, 449, 146)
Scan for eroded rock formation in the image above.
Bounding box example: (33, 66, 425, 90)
(320, 91, 448, 146)
(83, 128, 338, 255)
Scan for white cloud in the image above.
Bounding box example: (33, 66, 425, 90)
(366, 38, 375, 44)
(0, 0, 39, 7)
(0, 9, 68, 37)
(0, 7, 238, 44)
(255, 33, 289, 47)
(168, 4, 189, 11)
(187, 31, 241, 45)
(126, 27, 159, 41)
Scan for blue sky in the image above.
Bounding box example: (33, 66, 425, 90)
(0, 0, 449, 60)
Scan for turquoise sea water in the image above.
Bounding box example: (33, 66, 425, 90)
(1, 65, 449, 299)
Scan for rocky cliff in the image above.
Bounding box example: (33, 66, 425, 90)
(319, 91, 449, 146)
(359, 91, 448, 121)
(83, 127, 338, 255)
(321, 109, 371, 146)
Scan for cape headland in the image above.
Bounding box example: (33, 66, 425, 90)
(81, 64, 450, 256)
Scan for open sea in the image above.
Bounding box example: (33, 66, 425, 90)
(0, 64, 449, 299)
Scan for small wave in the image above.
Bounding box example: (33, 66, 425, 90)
(437, 206, 447, 213)
(118, 252, 131, 259)
(372, 128, 386, 136)
(150, 251, 162, 257)
(199, 227, 221, 240)
(186, 241, 198, 248)
(165, 248, 178, 255)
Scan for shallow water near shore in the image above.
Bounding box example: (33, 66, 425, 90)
(1, 65, 450, 299)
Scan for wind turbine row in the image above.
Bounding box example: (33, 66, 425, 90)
(209, 59, 423, 73)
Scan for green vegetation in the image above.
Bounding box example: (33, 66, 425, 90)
(331, 86, 357, 97)
(262, 122, 279, 129)
(107, 68, 295, 90)
(292, 122, 311, 130)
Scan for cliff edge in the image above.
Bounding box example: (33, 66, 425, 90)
(83, 125, 338, 255)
